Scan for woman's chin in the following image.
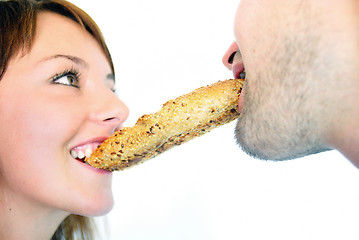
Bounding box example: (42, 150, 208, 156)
(72, 193, 114, 217)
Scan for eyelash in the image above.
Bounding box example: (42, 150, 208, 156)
(50, 67, 81, 88)
(50, 68, 118, 94)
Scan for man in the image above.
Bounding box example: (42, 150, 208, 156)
(222, 0, 359, 167)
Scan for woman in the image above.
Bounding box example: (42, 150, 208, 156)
(0, 0, 129, 239)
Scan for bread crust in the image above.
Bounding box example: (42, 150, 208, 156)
(85, 79, 244, 171)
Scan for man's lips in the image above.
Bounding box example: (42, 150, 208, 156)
(232, 63, 245, 79)
(232, 63, 246, 112)
(238, 87, 245, 112)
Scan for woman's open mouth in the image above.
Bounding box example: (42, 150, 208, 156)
(69, 137, 108, 164)
(70, 143, 100, 163)
(70, 141, 113, 174)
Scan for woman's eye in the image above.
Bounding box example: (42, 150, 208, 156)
(51, 71, 80, 88)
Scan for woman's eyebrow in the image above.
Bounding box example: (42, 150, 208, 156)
(39, 54, 115, 82)
(39, 54, 88, 68)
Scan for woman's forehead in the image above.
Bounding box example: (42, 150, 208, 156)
(27, 12, 111, 69)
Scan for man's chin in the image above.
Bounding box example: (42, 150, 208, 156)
(234, 119, 331, 161)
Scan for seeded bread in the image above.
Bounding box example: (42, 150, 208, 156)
(85, 79, 244, 171)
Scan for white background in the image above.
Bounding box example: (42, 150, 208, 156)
(70, 1, 359, 239)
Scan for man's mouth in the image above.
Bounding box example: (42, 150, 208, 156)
(238, 70, 246, 79)
(232, 62, 246, 112)
(233, 63, 246, 80)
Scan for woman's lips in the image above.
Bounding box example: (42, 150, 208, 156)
(70, 138, 112, 174)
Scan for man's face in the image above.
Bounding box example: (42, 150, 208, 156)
(223, 0, 358, 160)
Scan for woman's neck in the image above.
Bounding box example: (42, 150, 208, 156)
(0, 189, 68, 240)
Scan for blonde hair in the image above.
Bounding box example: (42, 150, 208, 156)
(0, 0, 114, 239)
(52, 215, 97, 240)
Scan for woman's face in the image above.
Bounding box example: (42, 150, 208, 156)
(0, 12, 129, 216)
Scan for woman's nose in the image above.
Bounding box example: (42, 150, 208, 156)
(89, 88, 129, 132)
(222, 41, 239, 70)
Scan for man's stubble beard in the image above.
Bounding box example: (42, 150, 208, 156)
(234, 25, 333, 161)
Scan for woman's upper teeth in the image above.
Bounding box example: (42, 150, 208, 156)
(70, 143, 100, 159)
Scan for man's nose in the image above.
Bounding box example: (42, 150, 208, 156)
(222, 41, 239, 70)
